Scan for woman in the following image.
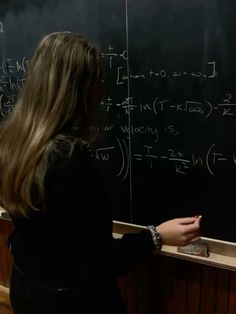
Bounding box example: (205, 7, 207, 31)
(0, 32, 201, 314)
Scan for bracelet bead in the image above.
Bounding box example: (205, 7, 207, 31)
(147, 225, 162, 252)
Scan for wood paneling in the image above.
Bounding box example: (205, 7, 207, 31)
(117, 254, 236, 314)
(228, 271, 236, 314)
(0, 286, 12, 314)
(0, 220, 13, 287)
(185, 262, 201, 314)
(215, 269, 230, 314)
(1, 219, 236, 314)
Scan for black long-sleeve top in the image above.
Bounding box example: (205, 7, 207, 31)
(8, 142, 155, 313)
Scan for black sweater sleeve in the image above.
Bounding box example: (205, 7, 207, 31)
(92, 230, 155, 277)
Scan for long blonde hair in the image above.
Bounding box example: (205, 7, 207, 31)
(0, 32, 101, 218)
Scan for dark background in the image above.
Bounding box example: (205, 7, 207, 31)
(0, 0, 236, 242)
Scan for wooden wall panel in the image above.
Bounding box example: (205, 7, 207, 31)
(228, 271, 236, 314)
(199, 266, 217, 314)
(0, 286, 12, 314)
(118, 254, 236, 314)
(0, 220, 12, 287)
(1, 219, 236, 314)
(124, 270, 137, 314)
(215, 269, 230, 314)
(185, 262, 201, 314)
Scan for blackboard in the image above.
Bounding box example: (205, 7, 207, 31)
(1, 0, 236, 242)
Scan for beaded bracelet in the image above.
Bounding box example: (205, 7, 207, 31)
(147, 225, 162, 252)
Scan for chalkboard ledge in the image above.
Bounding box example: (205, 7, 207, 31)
(1, 211, 235, 271)
(113, 221, 236, 272)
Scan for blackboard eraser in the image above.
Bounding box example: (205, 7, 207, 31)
(177, 241, 209, 257)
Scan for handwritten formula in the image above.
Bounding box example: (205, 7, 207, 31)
(1, 36, 236, 179)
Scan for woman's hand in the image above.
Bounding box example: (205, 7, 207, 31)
(156, 216, 201, 247)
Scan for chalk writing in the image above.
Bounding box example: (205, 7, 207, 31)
(0, 48, 235, 184)
(89, 138, 236, 178)
(102, 44, 127, 69)
(0, 21, 5, 34)
(100, 94, 236, 118)
(120, 124, 159, 143)
(115, 61, 217, 85)
(132, 144, 236, 175)
(90, 138, 130, 180)
(0, 94, 15, 117)
(0, 57, 31, 75)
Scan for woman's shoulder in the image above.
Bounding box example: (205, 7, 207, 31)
(48, 135, 91, 173)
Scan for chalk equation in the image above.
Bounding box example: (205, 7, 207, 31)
(133, 143, 236, 176)
(0, 57, 31, 75)
(0, 49, 235, 183)
(115, 61, 217, 85)
(0, 57, 31, 117)
(90, 140, 236, 179)
(102, 45, 217, 82)
(0, 21, 5, 34)
(0, 76, 26, 92)
(0, 94, 16, 117)
(102, 44, 127, 69)
(101, 94, 236, 118)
